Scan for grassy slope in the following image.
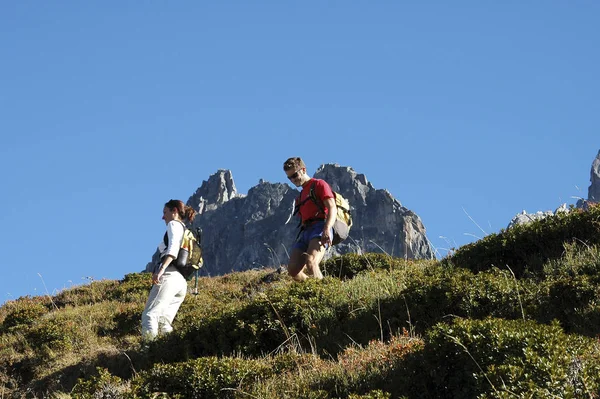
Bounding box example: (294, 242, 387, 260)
(2, 205, 600, 398)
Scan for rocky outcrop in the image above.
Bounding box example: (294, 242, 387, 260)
(313, 164, 432, 259)
(147, 165, 434, 276)
(187, 170, 238, 214)
(507, 204, 569, 229)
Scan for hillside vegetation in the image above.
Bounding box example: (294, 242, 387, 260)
(2, 205, 600, 398)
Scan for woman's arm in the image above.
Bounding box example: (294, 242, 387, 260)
(153, 255, 175, 284)
(153, 221, 184, 284)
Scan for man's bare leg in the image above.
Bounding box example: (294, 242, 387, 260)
(304, 238, 327, 280)
(302, 265, 314, 276)
(288, 247, 309, 281)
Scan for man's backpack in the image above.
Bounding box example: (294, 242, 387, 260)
(163, 223, 204, 280)
(297, 182, 353, 245)
(331, 192, 352, 245)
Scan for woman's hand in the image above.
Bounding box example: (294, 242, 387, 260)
(152, 268, 165, 285)
(153, 256, 174, 284)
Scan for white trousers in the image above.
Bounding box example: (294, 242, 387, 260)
(141, 267, 187, 340)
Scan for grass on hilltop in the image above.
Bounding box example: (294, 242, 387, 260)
(2, 205, 600, 397)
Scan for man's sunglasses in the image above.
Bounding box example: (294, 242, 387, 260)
(287, 170, 302, 180)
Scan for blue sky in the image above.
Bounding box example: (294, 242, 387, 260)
(1, 2, 598, 303)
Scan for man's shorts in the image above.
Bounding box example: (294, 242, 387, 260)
(293, 221, 333, 252)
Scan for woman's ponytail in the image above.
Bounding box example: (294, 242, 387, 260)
(183, 205, 197, 223)
(164, 199, 197, 223)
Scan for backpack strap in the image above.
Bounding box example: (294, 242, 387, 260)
(308, 183, 325, 214)
(293, 182, 325, 215)
(163, 220, 187, 246)
(293, 183, 315, 216)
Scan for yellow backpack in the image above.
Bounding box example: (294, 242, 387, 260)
(332, 192, 352, 245)
(164, 223, 204, 280)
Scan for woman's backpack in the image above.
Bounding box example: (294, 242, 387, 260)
(175, 227, 204, 279)
(164, 223, 204, 280)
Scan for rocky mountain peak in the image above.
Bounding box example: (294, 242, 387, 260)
(186, 169, 238, 214)
(314, 164, 373, 206)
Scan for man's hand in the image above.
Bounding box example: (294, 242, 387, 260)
(321, 196, 336, 247)
(320, 228, 331, 247)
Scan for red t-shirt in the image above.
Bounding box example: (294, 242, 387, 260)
(296, 178, 335, 223)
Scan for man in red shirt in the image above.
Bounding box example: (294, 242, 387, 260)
(283, 157, 337, 281)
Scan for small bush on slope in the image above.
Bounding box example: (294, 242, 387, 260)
(448, 203, 600, 277)
(1, 297, 49, 331)
(70, 367, 128, 399)
(321, 253, 422, 279)
(401, 317, 600, 398)
(130, 356, 275, 398)
(53, 279, 120, 308)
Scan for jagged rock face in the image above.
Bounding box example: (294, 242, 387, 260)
(588, 150, 600, 202)
(190, 181, 299, 276)
(313, 164, 432, 259)
(187, 170, 238, 214)
(147, 165, 434, 275)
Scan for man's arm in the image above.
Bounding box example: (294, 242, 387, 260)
(321, 197, 337, 246)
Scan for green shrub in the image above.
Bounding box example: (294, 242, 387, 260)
(131, 356, 274, 399)
(109, 302, 145, 337)
(108, 272, 153, 302)
(402, 318, 600, 398)
(542, 242, 600, 279)
(26, 317, 84, 356)
(385, 266, 538, 332)
(448, 204, 600, 277)
(2, 300, 48, 330)
(450, 267, 538, 320)
(53, 280, 119, 307)
(322, 253, 404, 279)
(71, 367, 127, 399)
(532, 274, 600, 336)
(397, 265, 462, 332)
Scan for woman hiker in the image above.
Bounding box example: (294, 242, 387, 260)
(141, 199, 196, 340)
